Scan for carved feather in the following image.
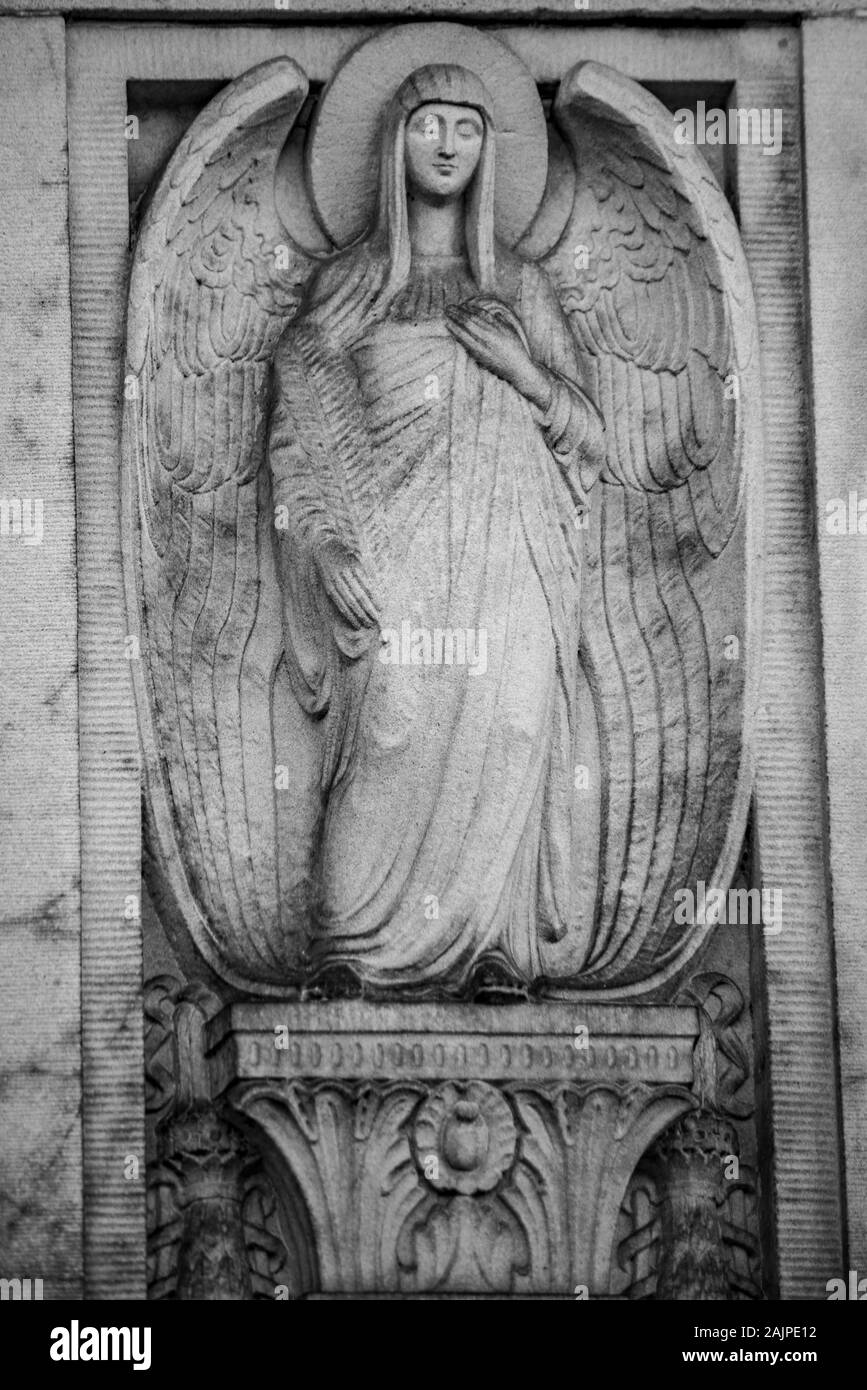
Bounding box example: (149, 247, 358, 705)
(124, 59, 318, 984)
(530, 62, 761, 989)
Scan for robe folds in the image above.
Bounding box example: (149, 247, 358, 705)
(267, 258, 604, 991)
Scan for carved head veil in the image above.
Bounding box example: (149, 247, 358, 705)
(305, 64, 498, 326)
(372, 63, 498, 298)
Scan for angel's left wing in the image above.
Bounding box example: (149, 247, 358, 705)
(123, 59, 322, 990)
(521, 61, 762, 991)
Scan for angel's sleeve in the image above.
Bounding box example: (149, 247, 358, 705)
(521, 263, 606, 503)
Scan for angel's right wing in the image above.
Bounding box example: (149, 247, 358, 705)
(123, 59, 323, 989)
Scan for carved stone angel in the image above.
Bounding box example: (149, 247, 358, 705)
(269, 61, 605, 992)
(123, 25, 761, 999)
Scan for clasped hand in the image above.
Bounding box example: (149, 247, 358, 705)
(445, 297, 551, 411)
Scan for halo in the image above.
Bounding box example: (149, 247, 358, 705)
(307, 23, 548, 249)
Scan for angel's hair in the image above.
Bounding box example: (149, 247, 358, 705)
(305, 64, 497, 330)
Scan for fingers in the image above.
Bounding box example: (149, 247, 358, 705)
(444, 313, 478, 346)
(446, 304, 485, 331)
(324, 560, 381, 629)
(445, 318, 503, 373)
(482, 303, 526, 339)
(342, 567, 381, 626)
(446, 304, 506, 344)
(445, 310, 496, 352)
(321, 573, 356, 625)
(448, 300, 514, 330)
(326, 574, 368, 628)
(444, 323, 492, 370)
(449, 299, 528, 352)
(464, 292, 523, 324)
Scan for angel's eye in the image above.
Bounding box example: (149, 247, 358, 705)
(415, 114, 440, 141)
(456, 121, 482, 140)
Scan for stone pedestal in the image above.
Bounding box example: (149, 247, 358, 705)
(207, 1003, 699, 1298)
(0, 5, 855, 1305)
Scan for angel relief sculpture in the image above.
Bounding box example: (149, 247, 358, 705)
(124, 25, 761, 1000)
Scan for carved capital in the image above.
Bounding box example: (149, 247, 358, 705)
(218, 1003, 699, 1296)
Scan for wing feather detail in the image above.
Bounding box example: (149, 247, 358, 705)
(124, 58, 319, 986)
(531, 62, 761, 990)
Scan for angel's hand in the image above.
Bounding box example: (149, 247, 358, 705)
(314, 539, 382, 630)
(445, 300, 551, 410)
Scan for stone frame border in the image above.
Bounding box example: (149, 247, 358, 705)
(0, 14, 82, 1302)
(67, 17, 843, 1298)
(10, 0, 867, 20)
(802, 16, 867, 1280)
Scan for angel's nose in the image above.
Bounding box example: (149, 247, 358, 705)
(438, 125, 456, 157)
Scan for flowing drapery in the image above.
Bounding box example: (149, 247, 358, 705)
(268, 260, 603, 989)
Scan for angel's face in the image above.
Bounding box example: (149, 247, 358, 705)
(404, 102, 484, 201)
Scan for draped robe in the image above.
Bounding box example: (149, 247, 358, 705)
(267, 255, 603, 991)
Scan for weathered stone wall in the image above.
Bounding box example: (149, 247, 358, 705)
(1, 0, 865, 1299)
(0, 17, 82, 1300)
(803, 17, 867, 1279)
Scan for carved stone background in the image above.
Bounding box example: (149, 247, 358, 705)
(1, 4, 863, 1301)
(74, 19, 838, 1300)
(117, 19, 769, 1298)
(144, 979, 768, 1297)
